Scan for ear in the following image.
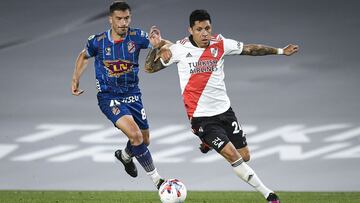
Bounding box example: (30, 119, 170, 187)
(188, 27, 193, 35)
(108, 16, 112, 25)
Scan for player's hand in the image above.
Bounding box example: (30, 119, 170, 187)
(155, 45, 172, 63)
(199, 142, 212, 154)
(149, 25, 162, 48)
(71, 79, 84, 96)
(283, 44, 299, 56)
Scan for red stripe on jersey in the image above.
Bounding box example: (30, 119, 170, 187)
(182, 39, 224, 118)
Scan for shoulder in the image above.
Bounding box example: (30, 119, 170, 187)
(176, 37, 190, 45)
(87, 31, 107, 43)
(129, 28, 148, 39)
(210, 34, 225, 43)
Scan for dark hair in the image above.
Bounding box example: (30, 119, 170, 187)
(189, 9, 211, 27)
(110, 1, 131, 14)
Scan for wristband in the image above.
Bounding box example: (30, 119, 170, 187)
(277, 48, 284, 55)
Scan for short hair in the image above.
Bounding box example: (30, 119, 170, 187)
(110, 1, 131, 14)
(189, 9, 211, 27)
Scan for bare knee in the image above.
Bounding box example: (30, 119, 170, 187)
(143, 138, 150, 146)
(242, 153, 250, 162)
(128, 131, 143, 146)
(141, 130, 150, 146)
(238, 147, 251, 162)
(220, 143, 242, 163)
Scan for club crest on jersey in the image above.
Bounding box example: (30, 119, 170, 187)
(103, 60, 134, 77)
(210, 48, 218, 57)
(105, 47, 111, 56)
(127, 41, 136, 53)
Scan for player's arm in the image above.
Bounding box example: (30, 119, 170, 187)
(145, 26, 173, 73)
(71, 49, 89, 96)
(144, 42, 172, 73)
(241, 44, 299, 56)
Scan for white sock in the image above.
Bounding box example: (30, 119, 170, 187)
(121, 149, 131, 162)
(147, 168, 162, 185)
(232, 158, 273, 198)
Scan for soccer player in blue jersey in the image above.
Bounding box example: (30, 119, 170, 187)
(71, 1, 164, 189)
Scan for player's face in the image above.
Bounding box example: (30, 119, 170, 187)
(189, 20, 212, 48)
(109, 9, 131, 37)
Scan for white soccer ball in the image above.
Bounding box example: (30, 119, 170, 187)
(158, 179, 187, 203)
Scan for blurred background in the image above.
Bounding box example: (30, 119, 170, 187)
(0, 0, 359, 191)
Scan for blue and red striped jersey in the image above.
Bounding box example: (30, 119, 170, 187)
(85, 28, 150, 95)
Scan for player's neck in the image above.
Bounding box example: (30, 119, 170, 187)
(189, 35, 209, 48)
(111, 29, 126, 41)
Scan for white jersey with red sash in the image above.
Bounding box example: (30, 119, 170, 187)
(163, 34, 244, 118)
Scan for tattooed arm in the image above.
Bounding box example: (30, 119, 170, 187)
(145, 41, 173, 73)
(241, 44, 299, 56)
(145, 47, 166, 73)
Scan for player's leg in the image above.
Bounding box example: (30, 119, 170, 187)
(124, 94, 164, 188)
(116, 115, 163, 188)
(219, 108, 280, 202)
(219, 143, 279, 202)
(237, 146, 250, 162)
(141, 129, 150, 146)
(220, 107, 251, 162)
(195, 115, 279, 202)
(97, 96, 139, 178)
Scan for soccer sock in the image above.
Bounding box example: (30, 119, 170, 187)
(232, 158, 273, 198)
(122, 141, 133, 162)
(131, 142, 156, 173)
(147, 168, 162, 185)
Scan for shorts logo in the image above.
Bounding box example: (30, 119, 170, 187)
(110, 100, 121, 115)
(111, 106, 120, 115)
(210, 48, 218, 57)
(212, 137, 225, 149)
(127, 41, 136, 53)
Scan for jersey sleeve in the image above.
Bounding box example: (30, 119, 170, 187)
(139, 30, 150, 49)
(222, 35, 244, 56)
(85, 35, 98, 58)
(160, 43, 181, 66)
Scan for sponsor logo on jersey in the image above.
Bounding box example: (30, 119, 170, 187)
(237, 41, 242, 50)
(186, 53, 193, 58)
(105, 47, 111, 56)
(103, 60, 134, 77)
(188, 59, 218, 74)
(129, 31, 137, 36)
(127, 41, 136, 53)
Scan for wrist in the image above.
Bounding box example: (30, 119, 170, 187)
(277, 48, 284, 55)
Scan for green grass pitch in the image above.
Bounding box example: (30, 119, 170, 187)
(0, 191, 359, 203)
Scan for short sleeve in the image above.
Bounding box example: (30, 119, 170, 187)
(139, 30, 150, 49)
(223, 37, 243, 56)
(161, 43, 181, 66)
(85, 35, 97, 58)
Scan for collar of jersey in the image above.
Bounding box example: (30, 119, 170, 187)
(189, 35, 210, 49)
(107, 29, 129, 44)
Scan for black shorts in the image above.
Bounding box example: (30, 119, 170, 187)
(191, 107, 247, 152)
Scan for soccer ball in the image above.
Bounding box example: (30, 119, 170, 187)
(158, 179, 187, 203)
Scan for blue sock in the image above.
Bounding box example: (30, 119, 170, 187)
(124, 140, 133, 157)
(132, 142, 155, 173)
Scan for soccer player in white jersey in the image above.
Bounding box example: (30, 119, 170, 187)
(145, 9, 298, 203)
